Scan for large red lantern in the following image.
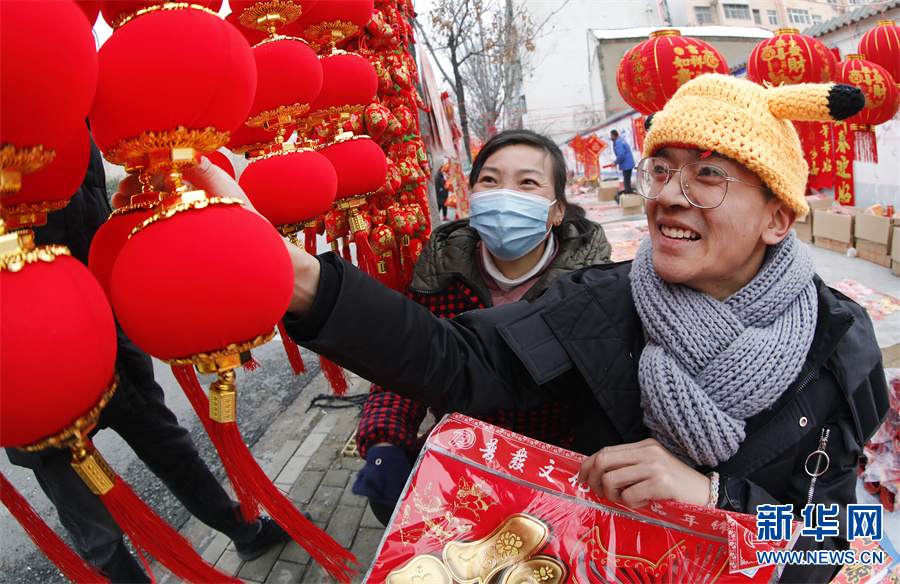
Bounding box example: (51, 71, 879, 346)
(290, 0, 375, 50)
(616, 30, 729, 116)
(306, 51, 379, 140)
(836, 55, 900, 163)
(89, 6, 257, 159)
(859, 20, 900, 86)
(0, 0, 97, 189)
(747, 28, 838, 86)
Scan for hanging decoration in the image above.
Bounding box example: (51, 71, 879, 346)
(616, 30, 729, 116)
(631, 116, 647, 154)
(833, 121, 855, 205)
(88, 5, 357, 581)
(568, 134, 587, 177)
(836, 55, 900, 163)
(584, 135, 605, 181)
(858, 20, 900, 87)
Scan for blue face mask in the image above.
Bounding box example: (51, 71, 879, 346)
(468, 189, 557, 261)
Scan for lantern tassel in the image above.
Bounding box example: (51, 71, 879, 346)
(172, 365, 262, 522)
(68, 440, 241, 584)
(319, 356, 350, 396)
(170, 366, 358, 581)
(853, 128, 878, 164)
(242, 355, 261, 372)
(0, 472, 110, 584)
(277, 320, 306, 375)
(304, 226, 317, 254)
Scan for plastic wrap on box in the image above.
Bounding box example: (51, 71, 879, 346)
(365, 414, 797, 583)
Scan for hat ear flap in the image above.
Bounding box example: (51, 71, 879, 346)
(766, 83, 865, 123)
(644, 113, 655, 132)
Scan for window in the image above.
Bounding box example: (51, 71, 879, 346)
(812, 14, 823, 24)
(767, 9, 779, 25)
(827, 0, 837, 4)
(723, 3, 752, 19)
(787, 8, 811, 25)
(695, 5, 714, 23)
(753, 8, 762, 24)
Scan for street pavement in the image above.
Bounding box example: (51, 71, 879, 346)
(1, 198, 898, 583)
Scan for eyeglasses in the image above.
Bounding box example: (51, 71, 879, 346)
(635, 157, 771, 209)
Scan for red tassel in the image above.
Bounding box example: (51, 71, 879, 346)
(277, 320, 306, 375)
(99, 476, 242, 583)
(853, 129, 878, 164)
(353, 229, 378, 276)
(304, 227, 317, 254)
(242, 356, 260, 372)
(318, 355, 350, 396)
(171, 366, 358, 581)
(1, 472, 110, 584)
(341, 238, 353, 263)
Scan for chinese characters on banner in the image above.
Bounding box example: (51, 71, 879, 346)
(834, 121, 855, 206)
(584, 134, 606, 180)
(632, 116, 647, 155)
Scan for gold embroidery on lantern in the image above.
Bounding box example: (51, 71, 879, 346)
(0, 145, 57, 195)
(104, 127, 230, 170)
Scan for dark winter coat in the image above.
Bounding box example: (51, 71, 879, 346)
(285, 257, 888, 583)
(355, 219, 612, 460)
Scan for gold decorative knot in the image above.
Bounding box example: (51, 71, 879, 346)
(0, 242, 70, 273)
(130, 196, 244, 237)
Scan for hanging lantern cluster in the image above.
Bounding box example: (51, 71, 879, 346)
(84, 3, 358, 581)
(615, 29, 730, 116)
(836, 54, 899, 163)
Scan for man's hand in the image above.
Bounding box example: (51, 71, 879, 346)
(577, 438, 711, 508)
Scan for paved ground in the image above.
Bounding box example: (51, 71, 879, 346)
(2, 200, 898, 583)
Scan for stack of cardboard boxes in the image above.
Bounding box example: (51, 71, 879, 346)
(794, 197, 834, 243)
(597, 180, 620, 202)
(620, 193, 644, 216)
(812, 204, 898, 275)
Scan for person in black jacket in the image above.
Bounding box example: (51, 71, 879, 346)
(5, 130, 290, 583)
(434, 162, 450, 220)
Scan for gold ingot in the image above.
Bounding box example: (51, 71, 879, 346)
(210, 383, 237, 423)
(71, 448, 116, 495)
(497, 555, 567, 584)
(443, 514, 550, 584)
(387, 554, 453, 584)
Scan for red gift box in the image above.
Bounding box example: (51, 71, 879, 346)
(366, 414, 797, 583)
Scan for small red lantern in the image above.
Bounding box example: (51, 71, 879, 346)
(747, 28, 838, 86)
(2, 125, 91, 230)
(89, 6, 257, 159)
(616, 30, 729, 116)
(306, 51, 378, 138)
(88, 199, 156, 300)
(859, 20, 900, 86)
(290, 0, 375, 50)
(836, 55, 900, 163)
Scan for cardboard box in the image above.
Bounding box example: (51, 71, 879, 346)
(854, 213, 894, 246)
(597, 180, 619, 201)
(856, 240, 892, 267)
(794, 220, 813, 243)
(620, 193, 644, 215)
(813, 207, 862, 244)
(797, 196, 834, 224)
(892, 227, 900, 276)
(814, 235, 855, 254)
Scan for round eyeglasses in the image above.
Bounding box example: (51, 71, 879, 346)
(635, 157, 771, 209)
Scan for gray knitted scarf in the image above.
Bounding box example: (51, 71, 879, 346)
(630, 232, 818, 467)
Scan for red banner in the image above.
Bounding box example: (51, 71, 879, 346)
(633, 116, 647, 155)
(834, 121, 855, 206)
(367, 414, 796, 583)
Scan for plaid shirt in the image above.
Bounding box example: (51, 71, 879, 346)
(355, 278, 577, 460)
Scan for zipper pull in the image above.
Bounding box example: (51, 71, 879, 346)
(804, 428, 831, 505)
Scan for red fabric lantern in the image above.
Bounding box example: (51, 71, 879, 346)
(110, 204, 293, 360)
(227, 121, 277, 155)
(0, 0, 97, 152)
(225, 10, 269, 46)
(75, 0, 101, 26)
(88, 204, 156, 300)
(239, 149, 337, 228)
(0, 253, 116, 448)
(747, 28, 838, 86)
(2, 125, 91, 230)
(616, 30, 729, 116)
(290, 0, 374, 48)
(308, 51, 378, 122)
(230, 0, 318, 33)
(204, 150, 236, 179)
(859, 20, 900, 86)
(319, 136, 387, 200)
(100, 0, 217, 28)
(836, 55, 900, 163)
(247, 36, 323, 130)
(89, 7, 257, 156)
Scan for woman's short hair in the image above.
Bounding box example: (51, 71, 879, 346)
(468, 129, 593, 240)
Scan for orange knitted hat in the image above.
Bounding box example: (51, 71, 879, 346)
(643, 74, 864, 216)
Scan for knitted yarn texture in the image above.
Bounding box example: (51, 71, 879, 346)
(630, 232, 818, 467)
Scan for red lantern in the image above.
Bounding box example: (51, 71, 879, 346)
(836, 55, 900, 163)
(290, 0, 374, 50)
(2, 125, 91, 230)
(319, 136, 387, 201)
(859, 20, 900, 86)
(230, 0, 318, 35)
(100, 0, 218, 28)
(747, 28, 838, 86)
(75, 0, 102, 26)
(89, 6, 257, 159)
(0, 0, 97, 175)
(616, 30, 729, 116)
(307, 51, 379, 134)
(227, 120, 276, 156)
(246, 36, 323, 138)
(204, 150, 236, 179)
(239, 149, 337, 231)
(225, 10, 270, 46)
(88, 201, 156, 299)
